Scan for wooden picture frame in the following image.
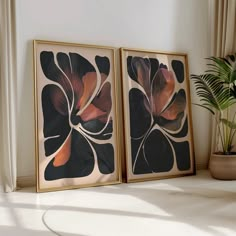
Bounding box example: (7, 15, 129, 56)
(120, 47, 195, 182)
(33, 40, 121, 192)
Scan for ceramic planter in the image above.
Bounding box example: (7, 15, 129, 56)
(209, 153, 236, 180)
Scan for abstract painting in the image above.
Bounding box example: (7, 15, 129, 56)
(120, 48, 195, 182)
(34, 40, 121, 192)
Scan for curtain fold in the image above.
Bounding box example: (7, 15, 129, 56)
(0, 0, 17, 192)
(209, 0, 236, 57)
(208, 0, 236, 159)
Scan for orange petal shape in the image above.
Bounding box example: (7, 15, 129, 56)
(92, 82, 111, 113)
(133, 58, 151, 97)
(80, 103, 107, 122)
(53, 134, 72, 167)
(151, 68, 175, 116)
(161, 93, 186, 120)
(77, 72, 97, 110)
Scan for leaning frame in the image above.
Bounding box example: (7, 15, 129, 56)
(120, 47, 195, 183)
(33, 40, 122, 192)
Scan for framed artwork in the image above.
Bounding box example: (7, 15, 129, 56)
(33, 40, 121, 192)
(120, 48, 195, 182)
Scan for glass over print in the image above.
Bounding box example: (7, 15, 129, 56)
(34, 40, 121, 192)
(121, 48, 195, 182)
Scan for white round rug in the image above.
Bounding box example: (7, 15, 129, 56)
(42, 180, 236, 236)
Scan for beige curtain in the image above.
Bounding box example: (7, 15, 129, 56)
(208, 0, 236, 157)
(209, 0, 236, 57)
(0, 0, 17, 192)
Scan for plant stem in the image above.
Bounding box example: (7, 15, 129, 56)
(220, 111, 228, 153)
(216, 114, 224, 153)
(228, 112, 236, 151)
(225, 106, 230, 152)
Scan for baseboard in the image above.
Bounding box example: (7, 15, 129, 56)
(16, 163, 208, 189)
(17, 175, 36, 188)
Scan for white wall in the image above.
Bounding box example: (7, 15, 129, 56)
(16, 0, 210, 177)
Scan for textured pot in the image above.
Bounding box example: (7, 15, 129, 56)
(209, 153, 236, 180)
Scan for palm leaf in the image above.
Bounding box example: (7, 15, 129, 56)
(191, 73, 236, 112)
(220, 118, 236, 129)
(230, 62, 236, 83)
(206, 57, 232, 83)
(206, 56, 236, 84)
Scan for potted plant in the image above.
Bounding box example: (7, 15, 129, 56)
(191, 54, 236, 179)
